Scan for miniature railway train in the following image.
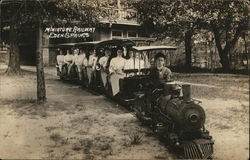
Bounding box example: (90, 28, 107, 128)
(54, 38, 214, 159)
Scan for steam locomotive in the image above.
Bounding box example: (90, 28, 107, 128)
(54, 39, 214, 159)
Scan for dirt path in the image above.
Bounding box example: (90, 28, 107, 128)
(200, 98, 249, 160)
(0, 69, 173, 159)
(0, 65, 249, 159)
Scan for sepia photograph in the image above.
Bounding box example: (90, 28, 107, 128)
(0, 0, 249, 159)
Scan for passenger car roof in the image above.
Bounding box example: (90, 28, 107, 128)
(98, 39, 136, 47)
(132, 46, 177, 52)
(75, 41, 103, 46)
(48, 43, 77, 48)
(126, 37, 156, 42)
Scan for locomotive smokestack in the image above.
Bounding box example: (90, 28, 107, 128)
(182, 84, 191, 102)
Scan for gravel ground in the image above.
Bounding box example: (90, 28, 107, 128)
(0, 66, 173, 159)
(0, 65, 249, 159)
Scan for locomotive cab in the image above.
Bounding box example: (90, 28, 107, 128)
(119, 45, 176, 103)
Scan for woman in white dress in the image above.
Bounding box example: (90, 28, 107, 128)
(74, 49, 86, 81)
(109, 47, 126, 96)
(86, 49, 98, 84)
(64, 50, 74, 75)
(56, 49, 64, 73)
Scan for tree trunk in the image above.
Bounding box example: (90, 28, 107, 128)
(36, 21, 46, 102)
(212, 24, 243, 71)
(212, 27, 230, 71)
(184, 30, 193, 71)
(5, 17, 21, 75)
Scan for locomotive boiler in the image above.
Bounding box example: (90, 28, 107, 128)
(132, 82, 214, 159)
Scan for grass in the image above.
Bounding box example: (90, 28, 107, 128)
(0, 98, 37, 104)
(128, 131, 144, 145)
(174, 73, 248, 101)
(171, 66, 249, 75)
(49, 133, 63, 142)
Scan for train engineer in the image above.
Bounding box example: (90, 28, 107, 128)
(150, 52, 172, 82)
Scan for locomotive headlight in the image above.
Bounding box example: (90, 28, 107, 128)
(189, 113, 199, 123)
(185, 109, 201, 125)
(181, 104, 206, 131)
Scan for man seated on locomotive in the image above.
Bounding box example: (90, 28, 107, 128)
(64, 50, 74, 75)
(74, 49, 86, 81)
(150, 52, 172, 82)
(56, 49, 64, 73)
(109, 47, 126, 75)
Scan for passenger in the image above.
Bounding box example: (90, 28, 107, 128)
(99, 48, 111, 72)
(124, 50, 134, 70)
(68, 48, 78, 75)
(142, 51, 150, 68)
(56, 49, 64, 73)
(150, 57, 155, 67)
(74, 49, 86, 81)
(109, 47, 126, 75)
(86, 49, 98, 84)
(64, 50, 74, 75)
(124, 50, 145, 70)
(82, 51, 89, 86)
(109, 47, 126, 96)
(150, 53, 172, 82)
(99, 48, 111, 87)
(88, 49, 98, 69)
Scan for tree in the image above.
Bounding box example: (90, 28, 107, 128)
(0, 0, 103, 101)
(133, 0, 202, 70)
(5, 16, 21, 75)
(0, 0, 22, 75)
(134, 0, 249, 71)
(36, 21, 46, 102)
(197, 0, 249, 70)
